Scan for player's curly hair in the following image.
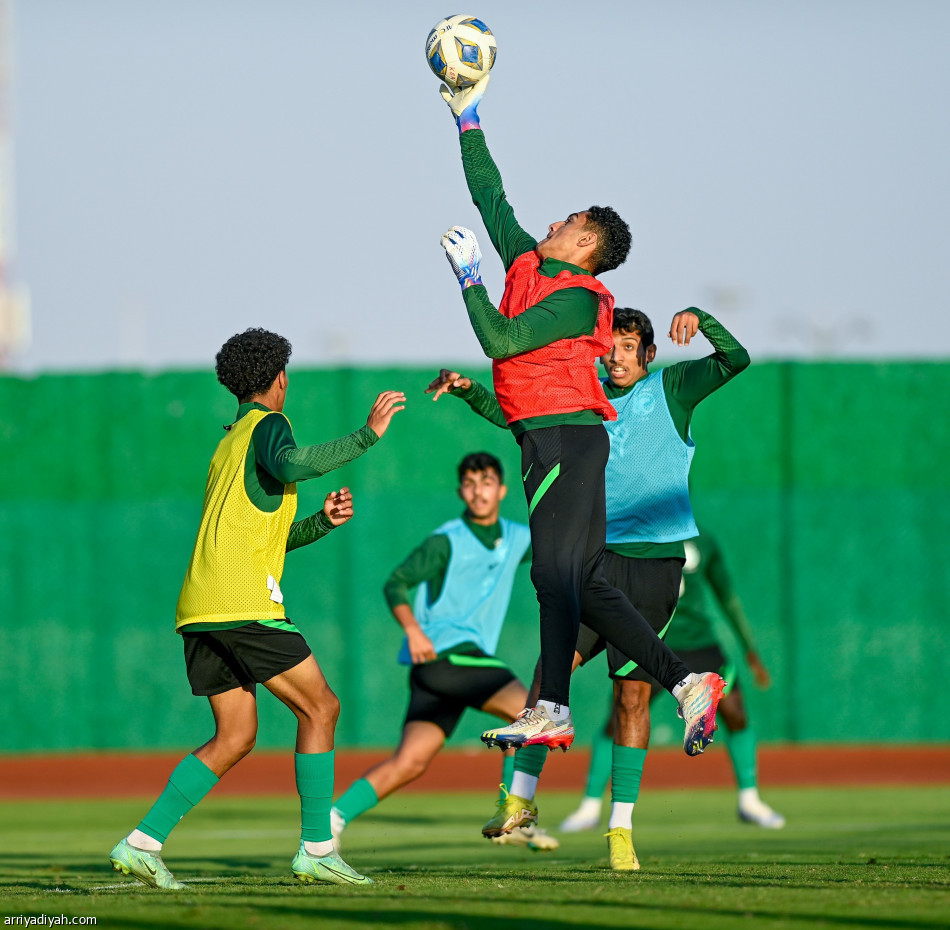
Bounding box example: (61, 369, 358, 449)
(215, 327, 292, 401)
(613, 308, 654, 346)
(584, 205, 632, 275)
(458, 451, 504, 483)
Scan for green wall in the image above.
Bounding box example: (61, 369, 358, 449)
(1, 361, 947, 753)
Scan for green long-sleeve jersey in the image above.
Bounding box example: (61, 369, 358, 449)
(666, 529, 757, 653)
(453, 309, 749, 559)
(458, 129, 606, 436)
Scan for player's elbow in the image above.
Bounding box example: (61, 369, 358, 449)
(732, 348, 751, 373)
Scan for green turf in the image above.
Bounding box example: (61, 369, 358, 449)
(1, 787, 948, 929)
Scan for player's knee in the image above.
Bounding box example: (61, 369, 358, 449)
(395, 753, 430, 783)
(615, 681, 650, 720)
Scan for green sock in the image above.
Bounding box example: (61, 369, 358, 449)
(138, 753, 218, 843)
(500, 755, 515, 798)
(513, 744, 548, 779)
(723, 726, 758, 790)
(295, 750, 334, 842)
(585, 728, 613, 799)
(611, 745, 647, 804)
(333, 776, 379, 825)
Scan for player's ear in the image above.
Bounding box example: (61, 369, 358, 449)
(275, 370, 288, 390)
(577, 229, 597, 249)
(498, 483, 507, 501)
(646, 344, 657, 364)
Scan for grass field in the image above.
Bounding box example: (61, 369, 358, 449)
(1, 786, 948, 929)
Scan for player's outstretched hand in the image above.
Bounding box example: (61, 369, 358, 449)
(425, 369, 473, 401)
(669, 310, 700, 346)
(746, 650, 772, 689)
(323, 487, 354, 528)
(440, 73, 489, 130)
(366, 390, 406, 438)
(441, 226, 482, 289)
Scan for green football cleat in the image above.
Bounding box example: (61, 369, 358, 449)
(108, 837, 186, 890)
(604, 827, 640, 871)
(481, 785, 538, 838)
(291, 843, 373, 885)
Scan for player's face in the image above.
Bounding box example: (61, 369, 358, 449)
(600, 330, 656, 388)
(536, 211, 591, 262)
(458, 468, 507, 524)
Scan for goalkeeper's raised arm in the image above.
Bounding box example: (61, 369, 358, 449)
(438, 75, 536, 270)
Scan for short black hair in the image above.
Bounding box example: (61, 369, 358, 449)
(458, 451, 503, 483)
(584, 205, 632, 275)
(613, 308, 654, 346)
(215, 327, 292, 401)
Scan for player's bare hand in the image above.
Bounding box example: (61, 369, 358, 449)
(746, 650, 771, 689)
(669, 310, 700, 346)
(425, 369, 472, 401)
(408, 628, 438, 664)
(366, 390, 407, 438)
(322, 487, 354, 527)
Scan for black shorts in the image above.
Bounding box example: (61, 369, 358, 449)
(405, 648, 518, 737)
(182, 622, 313, 696)
(575, 553, 683, 681)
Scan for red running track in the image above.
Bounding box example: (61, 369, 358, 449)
(1, 746, 948, 799)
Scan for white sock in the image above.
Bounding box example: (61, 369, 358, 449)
(536, 699, 570, 722)
(510, 772, 539, 801)
(304, 839, 335, 857)
(738, 787, 761, 808)
(127, 829, 162, 852)
(576, 796, 602, 818)
(608, 801, 635, 830)
(671, 674, 698, 702)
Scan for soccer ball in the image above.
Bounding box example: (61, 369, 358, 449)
(425, 14, 496, 90)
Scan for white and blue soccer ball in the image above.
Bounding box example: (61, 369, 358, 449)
(425, 14, 496, 90)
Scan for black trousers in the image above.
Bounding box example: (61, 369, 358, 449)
(518, 423, 690, 705)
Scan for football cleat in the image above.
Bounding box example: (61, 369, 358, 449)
(291, 843, 373, 885)
(676, 672, 726, 756)
(108, 838, 186, 891)
(481, 706, 574, 752)
(605, 827, 640, 871)
(491, 824, 560, 851)
(482, 785, 538, 837)
(738, 798, 786, 829)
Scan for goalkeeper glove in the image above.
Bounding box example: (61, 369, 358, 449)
(441, 226, 482, 290)
(439, 74, 490, 132)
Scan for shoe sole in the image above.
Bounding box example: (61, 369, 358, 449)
(110, 859, 184, 890)
(523, 731, 574, 752)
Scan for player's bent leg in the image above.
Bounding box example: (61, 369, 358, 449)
(263, 654, 339, 753)
(193, 685, 259, 777)
(109, 838, 187, 890)
(362, 721, 446, 800)
(718, 688, 786, 828)
(675, 671, 726, 756)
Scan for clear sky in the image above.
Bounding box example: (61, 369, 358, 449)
(8, 0, 950, 372)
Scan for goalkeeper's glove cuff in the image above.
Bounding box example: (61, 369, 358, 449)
(460, 275, 483, 290)
(457, 106, 482, 133)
